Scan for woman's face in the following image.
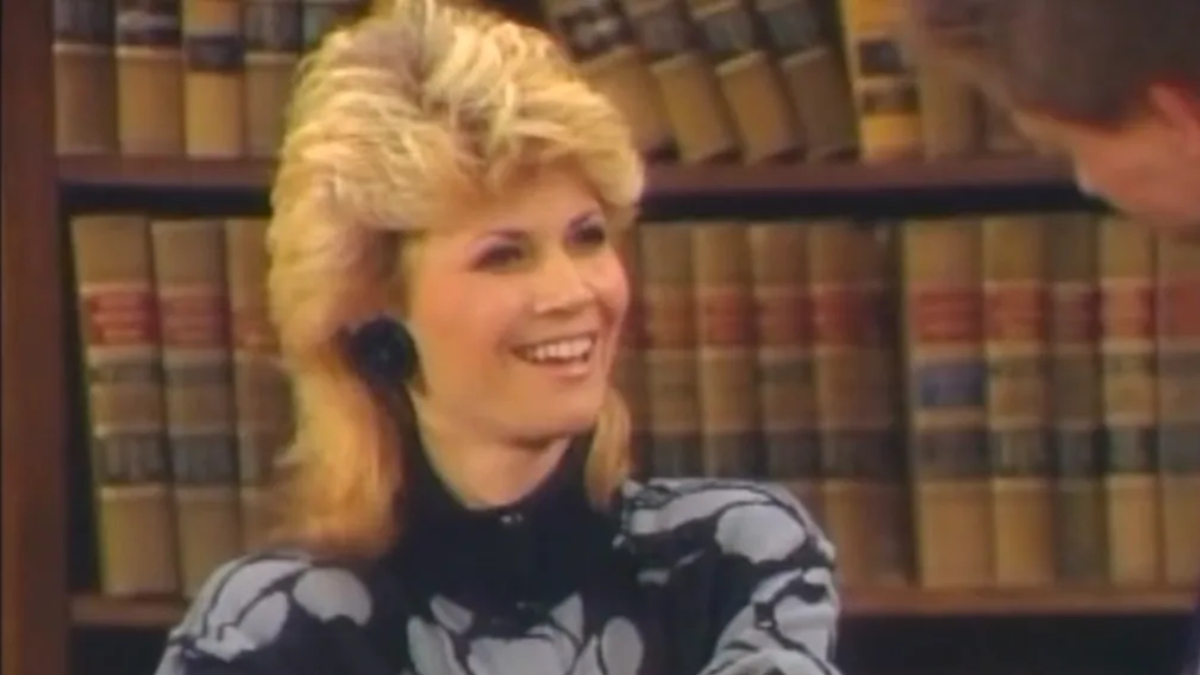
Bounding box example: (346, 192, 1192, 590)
(402, 167, 629, 444)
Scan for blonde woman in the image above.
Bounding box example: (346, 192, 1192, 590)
(154, 1, 840, 674)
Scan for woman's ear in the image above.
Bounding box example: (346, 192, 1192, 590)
(1147, 81, 1200, 157)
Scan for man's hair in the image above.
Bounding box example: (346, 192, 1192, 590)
(904, 0, 1200, 127)
(263, 0, 644, 561)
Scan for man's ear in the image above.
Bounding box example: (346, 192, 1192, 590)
(1147, 81, 1200, 157)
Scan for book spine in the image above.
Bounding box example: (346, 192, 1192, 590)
(748, 222, 821, 520)
(914, 58, 980, 158)
(301, 0, 369, 53)
(224, 218, 294, 552)
(183, 0, 246, 157)
(70, 214, 180, 597)
(981, 96, 1032, 155)
(834, 0, 922, 162)
(901, 217, 990, 589)
(693, 222, 761, 477)
(813, 220, 908, 587)
(54, 0, 119, 154)
(684, 0, 803, 162)
(619, 0, 740, 163)
(152, 218, 243, 598)
(639, 225, 702, 476)
(244, 0, 303, 158)
(1154, 235, 1200, 586)
(1097, 216, 1162, 587)
(1046, 213, 1107, 584)
(613, 228, 652, 478)
(116, 0, 185, 155)
(751, 0, 859, 161)
(540, 0, 677, 158)
(983, 214, 1054, 587)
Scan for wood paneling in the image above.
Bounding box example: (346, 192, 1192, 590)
(2, 0, 69, 672)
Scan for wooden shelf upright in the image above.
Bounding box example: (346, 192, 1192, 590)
(2, 0, 70, 675)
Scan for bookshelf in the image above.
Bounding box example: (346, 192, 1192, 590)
(59, 154, 1086, 219)
(2, 1, 1196, 675)
(58, 153, 1074, 195)
(69, 587, 1197, 630)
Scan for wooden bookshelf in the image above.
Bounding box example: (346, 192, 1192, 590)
(58, 154, 1074, 195)
(57, 154, 1087, 219)
(71, 587, 1196, 629)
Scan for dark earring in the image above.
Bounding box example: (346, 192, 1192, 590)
(346, 316, 419, 385)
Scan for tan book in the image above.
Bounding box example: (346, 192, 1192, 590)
(812, 220, 908, 587)
(982, 214, 1054, 587)
(618, 0, 740, 163)
(613, 227, 652, 476)
(301, 0, 369, 53)
(224, 218, 293, 553)
(834, 0, 922, 162)
(981, 97, 1032, 155)
(244, 0, 302, 157)
(750, 0, 859, 161)
(116, 0, 185, 155)
(151, 218, 242, 597)
(693, 222, 760, 477)
(901, 217, 990, 589)
(1097, 215, 1162, 587)
(684, 0, 803, 162)
(915, 59, 979, 158)
(70, 214, 179, 597)
(1046, 213, 1108, 584)
(639, 224, 702, 476)
(540, 0, 677, 158)
(747, 223, 820, 519)
(54, 0, 119, 154)
(183, 0, 246, 157)
(1154, 236, 1200, 586)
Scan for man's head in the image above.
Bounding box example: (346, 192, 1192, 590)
(905, 0, 1200, 237)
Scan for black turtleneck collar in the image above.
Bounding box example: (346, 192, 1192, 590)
(386, 429, 624, 622)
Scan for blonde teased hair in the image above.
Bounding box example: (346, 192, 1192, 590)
(263, 0, 645, 561)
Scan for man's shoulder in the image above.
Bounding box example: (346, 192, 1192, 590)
(1184, 589, 1200, 675)
(616, 477, 834, 562)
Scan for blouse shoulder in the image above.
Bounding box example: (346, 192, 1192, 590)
(618, 477, 834, 559)
(154, 549, 377, 674)
(616, 478, 841, 675)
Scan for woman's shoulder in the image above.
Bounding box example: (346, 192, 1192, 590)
(158, 548, 378, 668)
(615, 477, 834, 560)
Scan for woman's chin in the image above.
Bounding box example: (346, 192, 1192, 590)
(509, 402, 605, 445)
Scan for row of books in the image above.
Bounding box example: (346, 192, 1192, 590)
(615, 213, 1199, 593)
(69, 212, 1199, 602)
(53, 0, 1029, 163)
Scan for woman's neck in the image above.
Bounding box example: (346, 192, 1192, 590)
(408, 392, 571, 509)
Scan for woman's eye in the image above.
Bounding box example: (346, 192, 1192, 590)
(477, 244, 526, 269)
(571, 222, 609, 250)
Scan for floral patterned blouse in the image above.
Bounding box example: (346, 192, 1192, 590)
(152, 435, 842, 675)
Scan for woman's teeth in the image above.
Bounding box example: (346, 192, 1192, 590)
(514, 336, 595, 364)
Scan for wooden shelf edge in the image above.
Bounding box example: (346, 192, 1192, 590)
(70, 587, 1195, 629)
(842, 586, 1197, 617)
(58, 155, 276, 192)
(71, 594, 186, 629)
(57, 154, 1076, 198)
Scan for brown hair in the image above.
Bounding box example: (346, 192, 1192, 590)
(903, 0, 1200, 127)
(262, 0, 644, 562)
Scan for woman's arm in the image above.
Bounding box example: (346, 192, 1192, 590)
(696, 484, 841, 675)
(152, 552, 380, 675)
(624, 480, 842, 675)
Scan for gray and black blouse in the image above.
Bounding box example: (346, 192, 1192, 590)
(153, 435, 842, 675)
